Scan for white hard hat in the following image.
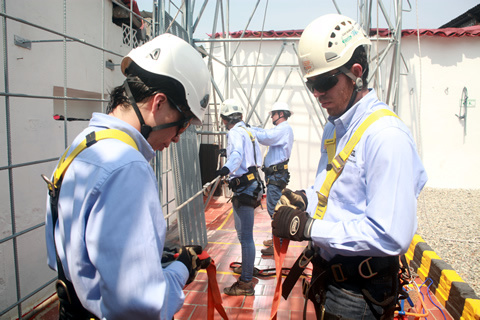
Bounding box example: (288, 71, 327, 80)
(270, 101, 292, 115)
(298, 14, 371, 80)
(220, 99, 244, 117)
(121, 33, 211, 125)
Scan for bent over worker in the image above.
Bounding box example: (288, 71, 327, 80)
(216, 99, 263, 296)
(272, 14, 427, 319)
(249, 102, 294, 256)
(44, 34, 211, 320)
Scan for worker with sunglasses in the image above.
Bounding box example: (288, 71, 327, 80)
(271, 14, 427, 319)
(44, 34, 211, 320)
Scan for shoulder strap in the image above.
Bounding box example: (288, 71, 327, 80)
(314, 109, 399, 220)
(239, 126, 258, 165)
(52, 129, 138, 189)
(324, 130, 337, 168)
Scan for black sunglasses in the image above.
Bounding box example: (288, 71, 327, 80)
(167, 97, 193, 136)
(306, 70, 343, 93)
(151, 97, 193, 136)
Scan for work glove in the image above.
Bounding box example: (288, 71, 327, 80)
(277, 188, 308, 211)
(272, 206, 313, 242)
(176, 245, 210, 285)
(215, 166, 230, 177)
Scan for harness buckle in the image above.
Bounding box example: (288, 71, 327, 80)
(272, 164, 278, 172)
(316, 191, 328, 207)
(332, 155, 345, 174)
(331, 264, 347, 282)
(41, 174, 56, 198)
(358, 257, 378, 279)
(298, 250, 314, 268)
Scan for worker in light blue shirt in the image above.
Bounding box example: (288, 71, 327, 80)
(271, 14, 428, 319)
(249, 101, 294, 256)
(216, 99, 263, 296)
(44, 34, 211, 320)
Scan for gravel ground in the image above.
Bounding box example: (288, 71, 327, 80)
(416, 187, 480, 297)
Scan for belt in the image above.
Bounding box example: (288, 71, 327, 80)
(320, 255, 399, 284)
(262, 160, 289, 176)
(228, 166, 259, 189)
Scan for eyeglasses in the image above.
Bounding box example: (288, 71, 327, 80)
(167, 97, 193, 136)
(306, 70, 343, 93)
(151, 97, 193, 136)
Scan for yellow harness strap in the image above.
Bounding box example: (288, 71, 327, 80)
(240, 126, 258, 165)
(314, 109, 399, 220)
(52, 129, 138, 189)
(324, 130, 337, 166)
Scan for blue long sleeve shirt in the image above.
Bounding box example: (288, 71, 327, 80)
(45, 113, 189, 320)
(224, 121, 262, 179)
(304, 90, 428, 261)
(250, 121, 294, 167)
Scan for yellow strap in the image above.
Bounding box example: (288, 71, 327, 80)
(240, 126, 255, 142)
(325, 130, 336, 166)
(53, 129, 138, 188)
(314, 109, 399, 220)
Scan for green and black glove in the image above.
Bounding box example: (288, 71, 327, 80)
(176, 245, 206, 284)
(272, 206, 313, 242)
(277, 188, 308, 211)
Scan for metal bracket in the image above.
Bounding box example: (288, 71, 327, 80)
(14, 35, 31, 49)
(105, 60, 120, 71)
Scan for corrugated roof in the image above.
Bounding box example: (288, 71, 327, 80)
(212, 25, 480, 39)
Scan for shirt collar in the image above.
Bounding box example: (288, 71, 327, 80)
(331, 89, 376, 133)
(89, 112, 155, 162)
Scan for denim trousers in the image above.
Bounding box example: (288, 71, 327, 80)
(321, 275, 397, 319)
(265, 171, 289, 218)
(232, 181, 259, 282)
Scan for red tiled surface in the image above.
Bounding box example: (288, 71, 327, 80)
(32, 196, 454, 320)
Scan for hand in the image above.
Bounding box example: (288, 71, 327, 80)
(176, 245, 204, 284)
(272, 206, 313, 241)
(215, 166, 230, 177)
(276, 189, 308, 211)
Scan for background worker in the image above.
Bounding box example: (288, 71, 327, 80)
(216, 99, 263, 296)
(249, 102, 294, 256)
(45, 34, 211, 320)
(272, 14, 428, 319)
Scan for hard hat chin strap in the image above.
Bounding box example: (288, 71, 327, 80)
(123, 80, 153, 140)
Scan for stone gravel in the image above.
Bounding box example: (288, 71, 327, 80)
(416, 187, 480, 297)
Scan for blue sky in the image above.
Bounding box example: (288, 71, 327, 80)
(136, 0, 479, 37)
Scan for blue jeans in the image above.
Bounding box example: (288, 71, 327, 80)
(232, 181, 259, 282)
(265, 171, 289, 218)
(323, 276, 397, 319)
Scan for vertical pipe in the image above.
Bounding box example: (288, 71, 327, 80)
(1, 1, 21, 318)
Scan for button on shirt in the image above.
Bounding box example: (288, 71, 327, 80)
(45, 113, 189, 320)
(250, 121, 294, 167)
(224, 121, 262, 179)
(304, 90, 428, 261)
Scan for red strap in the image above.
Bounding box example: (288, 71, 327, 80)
(270, 236, 290, 320)
(206, 259, 229, 319)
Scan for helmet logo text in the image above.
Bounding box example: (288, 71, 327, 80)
(149, 48, 161, 60)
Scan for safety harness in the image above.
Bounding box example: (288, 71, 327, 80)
(227, 126, 264, 208)
(42, 129, 137, 320)
(271, 109, 404, 319)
